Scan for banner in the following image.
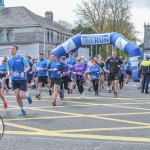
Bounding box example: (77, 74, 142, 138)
(81, 33, 110, 45)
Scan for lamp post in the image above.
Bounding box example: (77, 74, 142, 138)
(43, 32, 46, 57)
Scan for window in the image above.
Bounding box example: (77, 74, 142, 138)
(50, 31, 53, 44)
(53, 31, 57, 44)
(0, 29, 4, 42)
(7, 29, 14, 42)
(47, 31, 50, 43)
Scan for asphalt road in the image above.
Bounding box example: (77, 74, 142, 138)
(0, 82, 150, 150)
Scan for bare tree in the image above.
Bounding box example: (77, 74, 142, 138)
(76, 0, 137, 42)
(57, 20, 73, 31)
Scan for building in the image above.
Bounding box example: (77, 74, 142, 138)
(0, 0, 73, 58)
(144, 23, 150, 55)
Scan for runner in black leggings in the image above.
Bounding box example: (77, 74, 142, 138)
(89, 60, 102, 95)
(72, 57, 86, 99)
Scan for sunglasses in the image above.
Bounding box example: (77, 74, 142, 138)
(77, 59, 81, 61)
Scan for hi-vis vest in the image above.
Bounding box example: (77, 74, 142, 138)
(141, 60, 150, 73)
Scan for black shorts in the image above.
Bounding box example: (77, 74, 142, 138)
(0, 74, 6, 79)
(38, 76, 48, 85)
(51, 78, 62, 86)
(109, 72, 120, 81)
(12, 80, 27, 91)
(126, 70, 131, 75)
(27, 74, 33, 84)
(62, 76, 72, 82)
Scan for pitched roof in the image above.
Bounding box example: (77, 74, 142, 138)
(0, 6, 73, 35)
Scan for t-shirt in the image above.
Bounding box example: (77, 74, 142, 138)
(36, 59, 48, 76)
(89, 65, 102, 80)
(7, 55, 29, 80)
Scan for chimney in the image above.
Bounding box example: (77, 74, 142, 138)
(45, 11, 53, 21)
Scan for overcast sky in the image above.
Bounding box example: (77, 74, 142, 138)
(4, 0, 150, 43)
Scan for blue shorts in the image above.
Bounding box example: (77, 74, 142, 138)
(12, 80, 27, 91)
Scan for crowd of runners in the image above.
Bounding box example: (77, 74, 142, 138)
(0, 45, 149, 116)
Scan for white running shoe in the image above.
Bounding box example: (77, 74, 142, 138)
(80, 92, 85, 99)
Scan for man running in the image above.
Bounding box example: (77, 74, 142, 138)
(105, 51, 123, 97)
(7, 45, 32, 116)
(49, 54, 64, 106)
(36, 53, 50, 99)
(66, 52, 76, 94)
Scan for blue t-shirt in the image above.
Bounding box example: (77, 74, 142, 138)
(49, 60, 64, 79)
(66, 58, 76, 71)
(120, 64, 126, 75)
(83, 60, 88, 68)
(36, 59, 48, 76)
(7, 55, 29, 80)
(125, 61, 131, 71)
(27, 60, 33, 75)
(89, 65, 102, 80)
(0, 65, 7, 75)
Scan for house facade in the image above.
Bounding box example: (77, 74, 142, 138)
(0, 0, 73, 58)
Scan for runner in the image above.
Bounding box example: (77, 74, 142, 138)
(7, 45, 32, 116)
(0, 60, 9, 94)
(72, 57, 86, 99)
(60, 56, 70, 100)
(66, 52, 76, 94)
(25, 55, 34, 89)
(87, 57, 93, 92)
(36, 53, 50, 99)
(89, 59, 102, 95)
(98, 56, 105, 90)
(0, 79, 8, 109)
(105, 51, 123, 97)
(119, 63, 126, 89)
(124, 57, 131, 84)
(49, 54, 64, 106)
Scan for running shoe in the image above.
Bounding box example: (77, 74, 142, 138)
(80, 92, 85, 99)
(114, 91, 118, 97)
(27, 94, 32, 104)
(3, 101, 8, 109)
(95, 92, 99, 96)
(18, 109, 27, 116)
(52, 101, 56, 106)
(36, 94, 41, 99)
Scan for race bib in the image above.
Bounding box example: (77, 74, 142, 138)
(77, 72, 82, 75)
(91, 75, 96, 79)
(13, 72, 19, 77)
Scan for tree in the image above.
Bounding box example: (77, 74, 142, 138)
(75, 0, 138, 57)
(71, 24, 95, 34)
(57, 20, 73, 31)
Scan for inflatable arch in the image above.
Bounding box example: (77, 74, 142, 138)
(52, 32, 141, 81)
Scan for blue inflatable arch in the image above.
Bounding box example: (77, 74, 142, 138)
(52, 32, 141, 81)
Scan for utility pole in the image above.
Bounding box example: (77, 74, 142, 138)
(43, 32, 46, 57)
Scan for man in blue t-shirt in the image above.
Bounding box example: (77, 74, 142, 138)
(66, 52, 77, 94)
(36, 53, 50, 99)
(24, 55, 34, 88)
(7, 45, 32, 116)
(48, 54, 64, 106)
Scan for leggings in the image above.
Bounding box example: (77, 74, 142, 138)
(60, 76, 69, 90)
(76, 80, 84, 94)
(92, 79, 99, 92)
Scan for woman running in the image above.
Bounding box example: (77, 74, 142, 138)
(89, 60, 102, 95)
(72, 57, 86, 99)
